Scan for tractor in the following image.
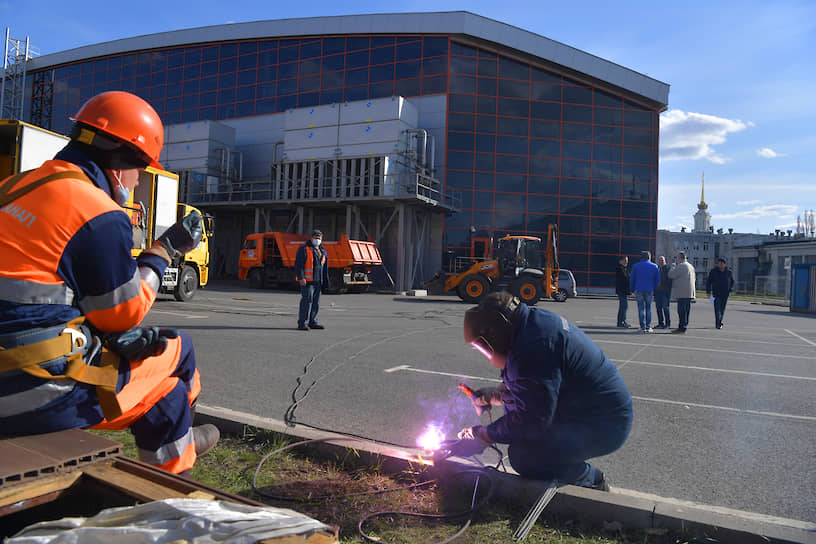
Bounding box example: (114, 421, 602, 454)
(432, 224, 564, 305)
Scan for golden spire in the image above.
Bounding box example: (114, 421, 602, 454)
(697, 172, 708, 210)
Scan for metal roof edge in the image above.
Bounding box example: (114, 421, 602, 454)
(27, 11, 668, 106)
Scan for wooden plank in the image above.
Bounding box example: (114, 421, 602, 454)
(259, 533, 338, 544)
(81, 463, 187, 502)
(0, 471, 82, 510)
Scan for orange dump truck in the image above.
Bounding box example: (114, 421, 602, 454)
(239, 232, 382, 292)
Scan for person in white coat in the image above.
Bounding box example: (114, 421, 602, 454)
(668, 251, 696, 333)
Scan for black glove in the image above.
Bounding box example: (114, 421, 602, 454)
(106, 327, 179, 361)
(157, 210, 203, 257)
(447, 437, 489, 458)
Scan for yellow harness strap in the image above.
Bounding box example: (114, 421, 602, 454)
(0, 317, 123, 420)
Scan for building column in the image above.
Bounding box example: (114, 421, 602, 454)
(397, 203, 406, 291)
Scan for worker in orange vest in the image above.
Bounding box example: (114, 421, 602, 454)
(0, 91, 218, 475)
(294, 229, 330, 330)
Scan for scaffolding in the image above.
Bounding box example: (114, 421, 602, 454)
(180, 153, 460, 291)
(0, 28, 38, 121)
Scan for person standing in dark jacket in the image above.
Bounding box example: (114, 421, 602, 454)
(450, 292, 633, 490)
(294, 229, 330, 330)
(615, 256, 631, 327)
(654, 256, 672, 329)
(706, 258, 734, 329)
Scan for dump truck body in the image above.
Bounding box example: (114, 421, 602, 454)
(239, 232, 382, 292)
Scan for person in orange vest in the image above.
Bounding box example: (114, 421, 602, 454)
(0, 91, 218, 476)
(294, 229, 330, 330)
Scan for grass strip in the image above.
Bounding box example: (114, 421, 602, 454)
(91, 427, 708, 544)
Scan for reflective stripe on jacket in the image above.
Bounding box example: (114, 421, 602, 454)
(295, 243, 327, 283)
(0, 157, 167, 423)
(0, 159, 161, 333)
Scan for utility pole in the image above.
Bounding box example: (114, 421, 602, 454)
(1, 28, 39, 120)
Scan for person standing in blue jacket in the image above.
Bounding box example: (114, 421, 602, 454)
(449, 292, 633, 490)
(294, 229, 330, 330)
(629, 251, 661, 333)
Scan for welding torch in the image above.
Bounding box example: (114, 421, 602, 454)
(459, 382, 492, 422)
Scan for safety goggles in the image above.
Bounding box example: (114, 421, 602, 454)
(470, 335, 494, 359)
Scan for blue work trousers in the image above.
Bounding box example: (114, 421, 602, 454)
(298, 282, 322, 327)
(616, 295, 629, 326)
(676, 298, 692, 331)
(654, 291, 670, 327)
(507, 413, 632, 485)
(713, 294, 729, 327)
(635, 291, 654, 330)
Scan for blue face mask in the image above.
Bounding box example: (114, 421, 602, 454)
(111, 171, 130, 206)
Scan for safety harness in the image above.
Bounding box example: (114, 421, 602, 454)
(0, 169, 123, 420)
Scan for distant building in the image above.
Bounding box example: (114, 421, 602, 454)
(657, 176, 816, 295)
(693, 174, 711, 233)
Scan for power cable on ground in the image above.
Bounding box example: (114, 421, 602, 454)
(250, 436, 495, 544)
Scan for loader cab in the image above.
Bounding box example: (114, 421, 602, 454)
(495, 236, 543, 274)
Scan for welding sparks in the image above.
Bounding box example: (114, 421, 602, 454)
(416, 423, 445, 451)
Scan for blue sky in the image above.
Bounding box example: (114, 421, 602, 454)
(3, 0, 814, 235)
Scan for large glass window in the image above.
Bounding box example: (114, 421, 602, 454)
(31, 32, 658, 288)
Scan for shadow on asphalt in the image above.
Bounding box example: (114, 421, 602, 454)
(391, 297, 466, 305)
(742, 308, 815, 319)
(174, 325, 304, 331)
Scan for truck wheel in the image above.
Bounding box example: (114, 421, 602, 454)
(458, 274, 489, 303)
(248, 269, 265, 289)
(174, 266, 198, 302)
(512, 276, 541, 305)
(552, 288, 568, 302)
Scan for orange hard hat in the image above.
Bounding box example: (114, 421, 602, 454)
(71, 91, 164, 169)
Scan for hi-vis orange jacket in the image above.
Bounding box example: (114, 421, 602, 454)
(294, 242, 328, 284)
(0, 149, 170, 429)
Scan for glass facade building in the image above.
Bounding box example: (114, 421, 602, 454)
(23, 16, 665, 290)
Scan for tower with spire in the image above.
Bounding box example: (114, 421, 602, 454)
(693, 172, 711, 233)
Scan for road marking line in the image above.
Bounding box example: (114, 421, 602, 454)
(384, 364, 411, 373)
(149, 310, 209, 319)
(594, 339, 815, 360)
(633, 396, 816, 423)
(384, 366, 816, 422)
(616, 343, 649, 371)
(611, 359, 816, 381)
(384, 365, 501, 383)
(784, 329, 816, 347)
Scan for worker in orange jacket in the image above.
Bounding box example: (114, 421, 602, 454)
(0, 91, 218, 475)
(294, 229, 330, 330)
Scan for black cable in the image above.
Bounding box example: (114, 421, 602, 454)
(357, 468, 494, 544)
(251, 437, 436, 502)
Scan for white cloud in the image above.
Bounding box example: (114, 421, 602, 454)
(736, 200, 761, 206)
(716, 204, 798, 220)
(756, 147, 785, 158)
(659, 110, 752, 164)
(659, 222, 691, 232)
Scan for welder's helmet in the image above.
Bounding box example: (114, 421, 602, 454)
(464, 292, 520, 358)
(70, 91, 164, 170)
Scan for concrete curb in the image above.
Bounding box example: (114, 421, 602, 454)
(196, 404, 816, 544)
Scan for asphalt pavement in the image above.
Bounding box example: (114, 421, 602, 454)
(144, 282, 816, 523)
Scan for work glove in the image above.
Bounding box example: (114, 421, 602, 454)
(448, 426, 490, 457)
(106, 327, 179, 361)
(470, 385, 505, 416)
(157, 210, 203, 257)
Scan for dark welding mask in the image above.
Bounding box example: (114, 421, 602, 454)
(464, 295, 520, 358)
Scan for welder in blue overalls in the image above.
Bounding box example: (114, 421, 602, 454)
(450, 292, 633, 490)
